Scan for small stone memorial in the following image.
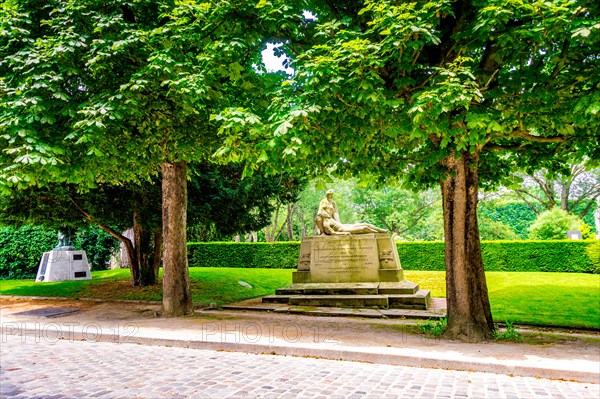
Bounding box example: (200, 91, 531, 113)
(264, 190, 430, 309)
(35, 229, 92, 282)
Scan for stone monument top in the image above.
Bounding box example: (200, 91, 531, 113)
(54, 229, 76, 251)
(315, 189, 387, 235)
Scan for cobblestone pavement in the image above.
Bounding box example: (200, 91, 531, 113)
(1, 334, 598, 399)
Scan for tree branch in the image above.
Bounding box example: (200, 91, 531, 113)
(548, 39, 570, 84)
(69, 197, 136, 268)
(509, 129, 567, 143)
(513, 190, 541, 215)
(336, 94, 363, 109)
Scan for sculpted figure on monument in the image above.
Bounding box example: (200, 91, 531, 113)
(316, 189, 387, 235)
(54, 227, 75, 251)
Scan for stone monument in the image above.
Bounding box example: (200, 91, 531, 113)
(35, 228, 92, 282)
(264, 190, 430, 309)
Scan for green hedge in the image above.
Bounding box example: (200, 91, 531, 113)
(0, 225, 57, 279)
(188, 240, 599, 274)
(188, 242, 299, 270)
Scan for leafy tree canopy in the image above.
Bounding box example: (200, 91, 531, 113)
(0, 0, 306, 189)
(218, 0, 599, 185)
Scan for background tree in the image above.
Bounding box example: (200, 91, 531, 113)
(509, 163, 600, 219)
(187, 163, 306, 242)
(217, 0, 600, 340)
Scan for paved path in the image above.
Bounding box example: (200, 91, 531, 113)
(1, 334, 598, 399)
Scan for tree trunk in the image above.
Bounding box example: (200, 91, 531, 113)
(150, 230, 162, 283)
(162, 161, 193, 316)
(560, 180, 571, 212)
(122, 232, 140, 286)
(133, 208, 161, 286)
(441, 152, 494, 342)
(286, 204, 295, 240)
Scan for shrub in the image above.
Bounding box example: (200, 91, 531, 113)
(586, 240, 600, 274)
(0, 225, 56, 279)
(75, 227, 118, 270)
(528, 208, 581, 240)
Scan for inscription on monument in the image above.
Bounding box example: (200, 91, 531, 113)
(310, 237, 380, 283)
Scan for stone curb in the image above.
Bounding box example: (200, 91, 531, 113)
(2, 327, 598, 384)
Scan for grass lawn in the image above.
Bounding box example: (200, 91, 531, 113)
(1, 268, 598, 329)
(406, 270, 600, 330)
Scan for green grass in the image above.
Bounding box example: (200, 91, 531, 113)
(1, 268, 598, 329)
(406, 270, 600, 330)
(0, 268, 292, 305)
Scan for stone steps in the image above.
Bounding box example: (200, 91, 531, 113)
(389, 290, 431, 310)
(276, 283, 380, 296)
(288, 295, 389, 308)
(265, 281, 430, 310)
(275, 282, 420, 296)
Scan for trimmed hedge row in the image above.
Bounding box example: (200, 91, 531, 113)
(188, 239, 600, 274)
(188, 242, 299, 270)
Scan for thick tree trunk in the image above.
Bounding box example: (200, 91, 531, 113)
(162, 160, 193, 316)
(441, 152, 494, 342)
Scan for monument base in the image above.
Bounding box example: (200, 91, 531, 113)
(265, 234, 430, 310)
(35, 250, 92, 282)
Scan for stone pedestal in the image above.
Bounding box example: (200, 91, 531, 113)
(265, 234, 429, 310)
(35, 250, 92, 282)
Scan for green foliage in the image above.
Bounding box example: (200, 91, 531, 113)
(75, 227, 117, 271)
(478, 201, 538, 238)
(528, 207, 582, 239)
(397, 242, 446, 271)
(187, 240, 599, 273)
(188, 163, 306, 241)
(0, 225, 56, 279)
(493, 321, 523, 342)
(401, 240, 599, 273)
(586, 240, 600, 274)
(188, 242, 300, 269)
(477, 215, 520, 241)
(418, 318, 447, 337)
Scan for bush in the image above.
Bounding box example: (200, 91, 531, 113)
(528, 207, 581, 240)
(188, 239, 599, 274)
(75, 227, 118, 270)
(0, 225, 57, 279)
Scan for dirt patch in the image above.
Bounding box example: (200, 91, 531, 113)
(82, 280, 163, 301)
(0, 297, 160, 321)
